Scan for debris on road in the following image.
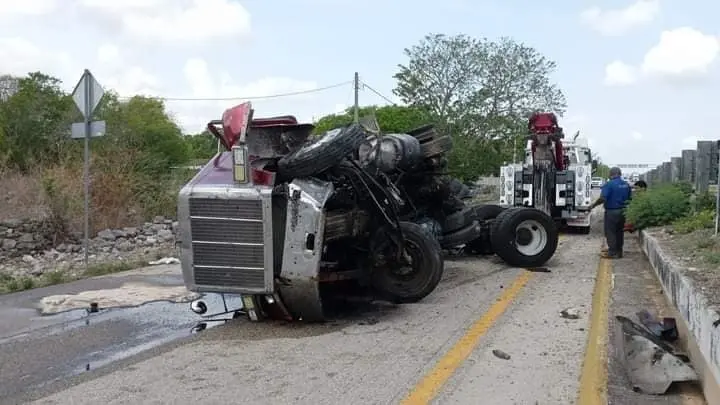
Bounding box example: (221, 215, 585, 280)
(38, 282, 200, 314)
(614, 315, 698, 395)
(636, 309, 678, 342)
(492, 349, 511, 360)
(560, 307, 581, 319)
(148, 257, 180, 265)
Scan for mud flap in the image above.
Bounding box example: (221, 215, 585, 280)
(614, 315, 698, 394)
(277, 178, 334, 322)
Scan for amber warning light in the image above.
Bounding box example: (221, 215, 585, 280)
(232, 145, 248, 183)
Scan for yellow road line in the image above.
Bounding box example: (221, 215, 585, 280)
(400, 270, 533, 405)
(576, 257, 613, 405)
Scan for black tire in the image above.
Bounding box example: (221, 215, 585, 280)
(440, 221, 483, 248)
(277, 124, 366, 178)
(465, 205, 505, 255)
(448, 178, 471, 200)
(371, 222, 444, 303)
(442, 206, 476, 234)
(421, 136, 452, 157)
(407, 124, 436, 143)
(490, 207, 559, 267)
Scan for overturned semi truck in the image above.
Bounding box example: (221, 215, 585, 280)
(178, 103, 560, 322)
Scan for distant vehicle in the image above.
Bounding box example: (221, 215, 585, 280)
(591, 177, 604, 188)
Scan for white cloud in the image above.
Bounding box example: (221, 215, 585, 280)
(0, 37, 71, 77)
(0, 0, 58, 16)
(172, 58, 321, 132)
(641, 27, 720, 78)
(97, 44, 121, 65)
(580, 0, 659, 36)
(604, 60, 637, 86)
(630, 131, 643, 140)
(79, 0, 251, 42)
(602, 27, 720, 85)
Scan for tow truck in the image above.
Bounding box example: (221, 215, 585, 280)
(498, 112, 594, 234)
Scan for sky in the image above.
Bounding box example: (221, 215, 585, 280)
(0, 0, 718, 169)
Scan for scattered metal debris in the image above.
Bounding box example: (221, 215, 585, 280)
(148, 257, 180, 265)
(492, 349, 511, 360)
(526, 267, 551, 273)
(614, 315, 698, 395)
(636, 309, 678, 342)
(560, 307, 581, 320)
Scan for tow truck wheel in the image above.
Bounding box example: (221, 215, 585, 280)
(464, 204, 505, 255)
(490, 207, 559, 268)
(371, 221, 444, 304)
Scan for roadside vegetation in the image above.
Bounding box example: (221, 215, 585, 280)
(625, 181, 720, 265)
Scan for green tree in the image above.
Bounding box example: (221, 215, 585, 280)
(393, 34, 567, 180)
(185, 131, 218, 161)
(0, 72, 75, 171)
(312, 105, 432, 134)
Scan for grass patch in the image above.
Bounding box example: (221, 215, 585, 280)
(0, 258, 151, 294)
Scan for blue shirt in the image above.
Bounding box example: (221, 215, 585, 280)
(601, 177, 632, 209)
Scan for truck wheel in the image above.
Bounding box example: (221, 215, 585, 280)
(421, 136, 452, 157)
(277, 124, 367, 178)
(371, 222, 444, 304)
(490, 207, 559, 268)
(465, 205, 505, 255)
(440, 221, 483, 248)
(442, 203, 503, 234)
(407, 124, 436, 143)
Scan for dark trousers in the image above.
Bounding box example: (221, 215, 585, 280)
(604, 208, 625, 256)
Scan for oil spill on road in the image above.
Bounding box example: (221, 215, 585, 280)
(0, 293, 230, 402)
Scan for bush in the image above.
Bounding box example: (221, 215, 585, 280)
(672, 210, 715, 234)
(625, 184, 691, 230)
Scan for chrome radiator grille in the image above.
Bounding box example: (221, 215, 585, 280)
(188, 198, 265, 289)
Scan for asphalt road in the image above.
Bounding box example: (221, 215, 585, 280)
(0, 198, 708, 405)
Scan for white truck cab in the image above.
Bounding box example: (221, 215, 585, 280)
(498, 137, 593, 233)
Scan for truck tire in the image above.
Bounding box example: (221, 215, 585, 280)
(449, 178, 471, 200)
(490, 207, 559, 268)
(465, 205, 505, 255)
(277, 124, 366, 178)
(421, 136, 452, 157)
(407, 124, 436, 143)
(440, 220, 483, 248)
(371, 221, 444, 304)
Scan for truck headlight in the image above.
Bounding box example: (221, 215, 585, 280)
(577, 181, 584, 192)
(506, 181, 513, 190)
(576, 166, 585, 177)
(505, 167, 514, 177)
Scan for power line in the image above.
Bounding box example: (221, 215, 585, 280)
(360, 80, 397, 106)
(116, 80, 353, 102)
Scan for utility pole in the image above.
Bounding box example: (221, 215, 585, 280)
(353, 72, 359, 123)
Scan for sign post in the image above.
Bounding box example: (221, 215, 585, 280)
(70, 70, 105, 270)
(715, 140, 720, 236)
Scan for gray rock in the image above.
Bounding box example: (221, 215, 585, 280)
(157, 229, 174, 242)
(97, 229, 117, 241)
(19, 233, 34, 243)
(2, 239, 17, 249)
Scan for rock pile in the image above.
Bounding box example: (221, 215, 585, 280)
(0, 216, 179, 278)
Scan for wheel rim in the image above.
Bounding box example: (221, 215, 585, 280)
(515, 219, 548, 256)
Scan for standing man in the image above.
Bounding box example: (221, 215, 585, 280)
(589, 167, 632, 258)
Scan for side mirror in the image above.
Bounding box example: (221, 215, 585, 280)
(591, 159, 598, 173)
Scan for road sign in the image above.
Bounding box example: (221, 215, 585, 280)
(71, 70, 104, 119)
(69, 69, 106, 271)
(71, 120, 106, 139)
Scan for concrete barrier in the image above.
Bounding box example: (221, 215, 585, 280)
(640, 230, 720, 402)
